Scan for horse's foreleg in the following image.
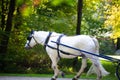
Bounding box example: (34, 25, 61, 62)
(51, 64, 59, 80)
(51, 63, 65, 80)
(51, 57, 61, 80)
(73, 57, 87, 80)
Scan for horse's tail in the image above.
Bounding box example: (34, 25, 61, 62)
(87, 37, 110, 76)
(87, 61, 110, 76)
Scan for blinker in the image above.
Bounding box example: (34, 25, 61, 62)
(27, 36, 32, 41)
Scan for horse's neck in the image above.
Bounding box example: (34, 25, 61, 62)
(52, 32, 61, 37)
(34, 31, 49, 45)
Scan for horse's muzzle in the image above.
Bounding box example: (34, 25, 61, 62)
(25, 46, 32, 50)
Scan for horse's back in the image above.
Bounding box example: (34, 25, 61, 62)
(61, 35, 96, 48)
(59, 35, 97, 54)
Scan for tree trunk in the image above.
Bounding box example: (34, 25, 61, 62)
(73, 0, 83, 69)
(0, 0, 16, 54)
(116, 38, 120, 50)
(76, 0, 83, 35)
(0, 0, 16, 72)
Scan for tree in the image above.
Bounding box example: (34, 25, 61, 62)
(73, 0, 83, 70)
(104, 0, 120, 50)
(81, 0, 107, 36)
(0, 0, 16, 54)
(0, 0, 16, 72)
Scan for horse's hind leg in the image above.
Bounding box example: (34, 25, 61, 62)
(95, 64, 102, 80)
(94, 64, 102, 80)
(72, 57, 87, 80)
(91, 59, 102, 80)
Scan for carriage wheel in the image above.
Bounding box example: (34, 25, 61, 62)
(116, 62, 120, 80)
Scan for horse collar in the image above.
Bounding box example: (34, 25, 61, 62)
(44, 32, 52, 49)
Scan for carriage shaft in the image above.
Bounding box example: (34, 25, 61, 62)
(51, 41, 120, 63)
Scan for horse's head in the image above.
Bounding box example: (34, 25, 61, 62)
(25, 30, 38, 49)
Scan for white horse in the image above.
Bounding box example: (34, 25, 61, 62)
(25, 30, 109, 80)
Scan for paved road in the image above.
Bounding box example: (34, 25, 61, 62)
(0, 76, 93, 80)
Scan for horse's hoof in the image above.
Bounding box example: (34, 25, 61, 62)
(51, 78, 56, 80)
(61, 72, 65, 77)
(72, 78, 78, 80)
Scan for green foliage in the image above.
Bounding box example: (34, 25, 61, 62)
(0, 0, 118, 74)
(82, 0, 108, 36)
(51, 0, 76, 7)
(98, 37, 115, 54)
(22, 1, 77, 35)
(16, 0, 24, 6)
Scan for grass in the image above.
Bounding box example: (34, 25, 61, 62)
(0, 60, 118, 80)
(0, 73, 118, 80)
(0, 73, 51, 77)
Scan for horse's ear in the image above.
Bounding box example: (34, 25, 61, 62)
(31, 30, 34, 34)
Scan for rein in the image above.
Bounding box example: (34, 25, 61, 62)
(33, 36, 39, 44)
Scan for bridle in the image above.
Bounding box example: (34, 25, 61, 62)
(27, 32, 52, 48)
(27, 36, 39, 48)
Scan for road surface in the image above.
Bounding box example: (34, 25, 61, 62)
(0, 76, 93, 80)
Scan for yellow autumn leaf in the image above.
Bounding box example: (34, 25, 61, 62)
(104, 5, 120, 39)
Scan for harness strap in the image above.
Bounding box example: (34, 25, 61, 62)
(56, 34, 64, 58)
(44, 33, 82, 58)
(33, 36, 39, 44)
(46, 44, 84, 57)
(44, 32, 52, 49)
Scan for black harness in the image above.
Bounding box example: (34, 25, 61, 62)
(44, 32, 65, 58)
(44, 32, 52, 49)
(44, 33, 83, 58)
(56, 34, 64, 58)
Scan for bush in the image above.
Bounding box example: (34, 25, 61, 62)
(98, 37, 116, 55)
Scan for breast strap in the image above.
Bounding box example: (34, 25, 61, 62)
(44, 32, 52, 49)
(56, 34, 64, 58)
